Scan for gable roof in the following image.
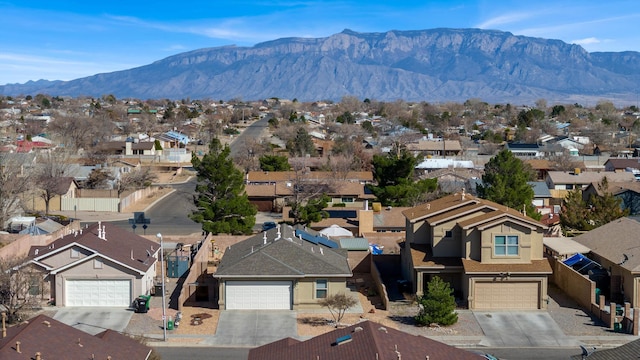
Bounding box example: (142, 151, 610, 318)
(570, 338, 640, 360)
(546, 171, 635, 185)
(603, 158, 640, 169)
(573, 217, 640, 273)
(0, 314, 152, 360)
(29, 222, 158, 274)
(214, 224, 351, 278)
(248, 320, 482, 360)
(402, 193, 546, 231)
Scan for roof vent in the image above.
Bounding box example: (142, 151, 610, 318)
(42, 320, 50, 327)
(353, 326, 363, 332)
(378, 326, 387, 333)
(335, 334, 352, 346)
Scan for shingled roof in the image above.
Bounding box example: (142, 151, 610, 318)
(214, 224, 351, 278)
(29, 222, 159, 274)
(573, 217, 640, 273)
(248, 320, 483, 360)
(0, 314, 152, 360)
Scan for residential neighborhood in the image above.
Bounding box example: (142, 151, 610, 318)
(1, 95, 640, 359)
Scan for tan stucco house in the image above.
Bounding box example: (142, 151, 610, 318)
(401, 192, 552, 310)
(27, 222, 159, 307)
(213, 224, 352, 310)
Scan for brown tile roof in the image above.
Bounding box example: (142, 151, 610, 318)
(245, 184, 277, 197)
(407, 140, 462, 152)
(409, 243, 463, 268)
(247, 171, 373, 183)
(29, 222, 158, 273)
(461, 258, 552, 274)
(525, 159, 552, 170)
(546, 171, 635, 185)
(403, 193, 546, 230)
(0, 314, 152, 360)
(573, 217, 640, 273)
(603, 158, 640, 169)
(248, 320, 483, 360)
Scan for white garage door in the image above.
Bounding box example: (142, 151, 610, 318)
(65, 279, 132, 307)
(226, 281, 292, 310)
(474, 282, 539, 310)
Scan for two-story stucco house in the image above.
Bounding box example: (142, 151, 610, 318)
(400, 192, 552, 310)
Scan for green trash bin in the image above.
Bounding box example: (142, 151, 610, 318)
(167, 316, 174, 330)
(614, 322, 622, 332)
(139, 295, 151, 310)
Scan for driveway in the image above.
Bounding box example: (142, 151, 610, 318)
(52, 307, 134, 336)
(206, 310, 298, 347)
(474, 311, 580, 347)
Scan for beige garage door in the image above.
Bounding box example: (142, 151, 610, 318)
(474, 282, 539, 310)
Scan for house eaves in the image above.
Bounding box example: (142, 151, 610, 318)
(50, 253, 148, 276)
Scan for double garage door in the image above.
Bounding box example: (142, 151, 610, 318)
(226, 281, 292, 310)
(65, 279, 132, 307)
(474, 282, 540, 310)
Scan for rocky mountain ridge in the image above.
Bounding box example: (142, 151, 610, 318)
(2, 28, 639, 104)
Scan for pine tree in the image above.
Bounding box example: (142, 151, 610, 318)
(477, 149, 540, 220)
(190, 139, 257, 235)
(367, 146, 437, 206)
(561, 177, 629, 232)
(415, 276, 458, 326)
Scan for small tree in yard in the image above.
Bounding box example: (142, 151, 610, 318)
(415, 276, 458, 326)
(319, 293, 358, 327)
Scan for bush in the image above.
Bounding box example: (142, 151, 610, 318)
(415, 276, 458, 326)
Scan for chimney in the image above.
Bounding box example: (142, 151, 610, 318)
(358, 208, 374, 236)
(15, 341, 21, 353)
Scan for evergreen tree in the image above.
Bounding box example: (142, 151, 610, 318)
(415, 276, 458, 326)
(561, 177, 629, 232)
(259, 154, 290, 171)
(477, 149, 540, 220)
(190, 139, 257, 235)
(293, 194, 330, 226)
(367, 146, 437, 206)
(286, 127, 316, 157)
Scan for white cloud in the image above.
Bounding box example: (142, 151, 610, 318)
(572, 37, 601, 46)
(476, 12, 534, 29)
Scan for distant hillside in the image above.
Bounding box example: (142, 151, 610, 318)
(2, 28, 639, 104)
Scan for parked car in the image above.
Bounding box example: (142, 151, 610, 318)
(262, 222, 277, 231)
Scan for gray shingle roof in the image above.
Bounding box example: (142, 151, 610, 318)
(573, 217, 640, 272)
(215, 224, 351, 278)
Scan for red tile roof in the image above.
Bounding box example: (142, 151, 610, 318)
(0, 314, 152, 360)
(248, 320, 483, 360)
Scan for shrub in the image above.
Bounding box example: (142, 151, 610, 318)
(415, 276, 458, 326)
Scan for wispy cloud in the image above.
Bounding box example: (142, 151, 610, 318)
(476, 12, 534, 29)
(572, 37, 601, 46)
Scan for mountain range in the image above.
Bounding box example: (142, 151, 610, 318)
(2, 28, 640, 104)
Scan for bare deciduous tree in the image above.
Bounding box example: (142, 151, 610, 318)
(0, 256, 45, 324)
(319, 293, 358, 327)
(35, 151, 72, 214)
(115, 167, 158, 197)
(0, 153, 33, 230)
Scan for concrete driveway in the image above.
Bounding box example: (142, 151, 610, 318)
(474, 311, 580, 347)
(206, 310, 298, 347)
(52, 307, 134, 336)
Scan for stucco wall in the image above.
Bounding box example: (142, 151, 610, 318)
(549, 256, 595, 310)
(295, 277, 348, 310)
(39, 245, 93, 269)
(477, 221, 538, 264)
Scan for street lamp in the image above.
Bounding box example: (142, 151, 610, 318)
(156, 233, 167, 342)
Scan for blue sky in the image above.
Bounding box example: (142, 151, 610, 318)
(1, 0, 639, 85)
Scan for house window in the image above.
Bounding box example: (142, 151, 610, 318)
(93, 259, 103, 269)
(445, 230, 453, 238)
(316, 279, 328, 299)
(494, 235, 519, 256)
(70, 248, 80, 258)
(28, 276, 41, 296)
(566, 184, 574, 190)
(341, 197, 354, 203)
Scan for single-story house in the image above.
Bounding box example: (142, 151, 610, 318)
(213, 224, 352, 310)
(572, 217, 640, 307)
(26, 222, 159, 307)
